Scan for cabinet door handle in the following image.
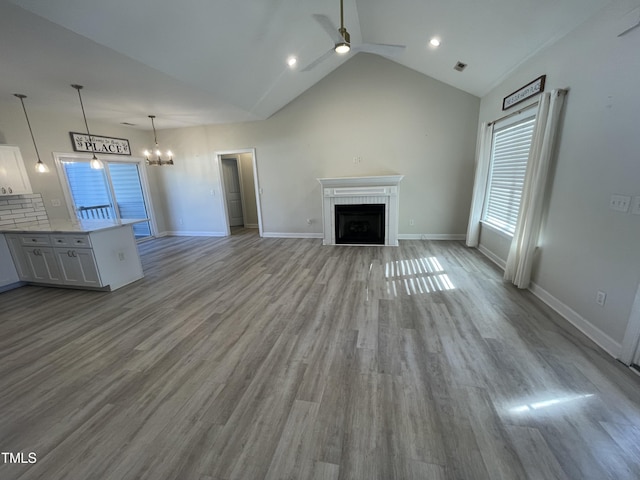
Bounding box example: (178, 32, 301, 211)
(33, 248, 41, 256)
(68, 250, 73, 257)
(8, 187, 12, 194)
(1, 187, 6, 194)
(72, 251, 78, 258)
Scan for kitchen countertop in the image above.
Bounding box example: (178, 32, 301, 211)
(0, 218, 149, 234)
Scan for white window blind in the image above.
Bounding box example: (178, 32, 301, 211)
(482, 114, 536, 235)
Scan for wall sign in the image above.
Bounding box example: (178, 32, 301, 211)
(70, 132, 131, 155)
(502, 75, 546, 110)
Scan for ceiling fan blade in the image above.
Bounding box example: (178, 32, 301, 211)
(312, 14, 345, 44)
(301, 48, 336, 72)
(352, 43, 406, 58)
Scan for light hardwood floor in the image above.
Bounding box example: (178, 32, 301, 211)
(1, 231, 640, 480)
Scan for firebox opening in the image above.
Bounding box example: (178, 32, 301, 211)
(335, 204, 385, 245)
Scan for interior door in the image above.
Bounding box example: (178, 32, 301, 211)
(222, 158, 244, 227)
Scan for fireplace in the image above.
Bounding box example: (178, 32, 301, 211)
(335, 204, 385, 245)
(317, 175, 404, 246)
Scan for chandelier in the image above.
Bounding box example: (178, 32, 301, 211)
(144, 115, 174, 166)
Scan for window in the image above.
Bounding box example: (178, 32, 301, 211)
(56, 155, 154, 240)
(482, 110, 536, 235)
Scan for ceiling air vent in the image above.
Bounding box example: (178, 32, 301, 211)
(454, 61, 467, 72)
(120, 122, 136, 126)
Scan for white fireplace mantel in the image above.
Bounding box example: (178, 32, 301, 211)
(317, 175, 404, 246)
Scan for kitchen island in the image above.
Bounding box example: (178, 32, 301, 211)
(2, 219, 146, 291)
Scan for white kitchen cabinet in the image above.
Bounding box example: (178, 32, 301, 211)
(0, 234, 20, 291)
(4, 223, 143, 291)
(22, 246, 62, 283)
(4, 234, 32, 280)
(54, 246, 101, 287)
(0, 145, 32, 196)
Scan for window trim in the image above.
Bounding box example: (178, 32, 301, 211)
(53, 152, 158, 240)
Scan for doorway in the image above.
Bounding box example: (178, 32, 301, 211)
(221, 157, 244, 227)
(55, 153, 157, 240)
(621, 283, 640, 367)
(216, 149, 262, 237)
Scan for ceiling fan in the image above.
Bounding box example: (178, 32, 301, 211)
(301, 0, 406, 72)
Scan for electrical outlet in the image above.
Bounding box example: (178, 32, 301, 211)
(632, 196, 640, 215)
(596, 290, 607, 306)
(118, 252, 125, 261)
(609, 194, 631, 212)
(51, 199, 61, 207)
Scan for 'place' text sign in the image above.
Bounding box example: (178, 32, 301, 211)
(70, 132, 131, 155)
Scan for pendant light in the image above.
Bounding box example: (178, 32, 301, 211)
(144, 115, 174, 166)
(71, 84, 103, 170)
(14, 94, 49, 173)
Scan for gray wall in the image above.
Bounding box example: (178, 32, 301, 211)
(152, 53, 480, 237)
(477, 0, 640, 348)
(0, 103, 154, 222)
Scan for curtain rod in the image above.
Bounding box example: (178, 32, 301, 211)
(488, 88, 568, 126)
(488, 103, 537, 127)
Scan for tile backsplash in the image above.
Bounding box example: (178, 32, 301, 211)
(0, 194, 50, 229)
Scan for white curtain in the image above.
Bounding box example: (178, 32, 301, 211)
(504, 89, 567, 288)
(465, 121, 493, 247)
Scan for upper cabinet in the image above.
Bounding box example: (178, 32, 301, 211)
(0, 145, 33, 196)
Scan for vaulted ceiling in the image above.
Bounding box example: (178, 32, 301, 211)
(0, 0, 611, 129)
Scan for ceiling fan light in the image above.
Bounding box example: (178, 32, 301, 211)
(335, 42, 350, 54)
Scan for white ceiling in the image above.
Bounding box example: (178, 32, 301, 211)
(1, 0, 611, 130)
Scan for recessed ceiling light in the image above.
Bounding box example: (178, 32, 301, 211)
(287, 56, 297, 67)
(429, 38, 441, 47)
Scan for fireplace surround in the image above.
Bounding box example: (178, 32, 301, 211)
(317, 175, 404, 246)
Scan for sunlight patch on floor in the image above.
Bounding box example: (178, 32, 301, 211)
(384, 257, 455, 296)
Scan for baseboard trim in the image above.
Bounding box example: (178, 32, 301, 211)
(474, 245, 622, 359)
(262, 232, 323, 239)
(0, 281, 25, 293)
(398, 234, 466, 241)
(159, 231, 227, 237)
(529, 282, 623, 359)
(244, 224, 259, 229)
(478, 244, 507, 270)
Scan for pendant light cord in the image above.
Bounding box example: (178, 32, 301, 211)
(149, 115, 159, 147)
(71, 84, 100, 162)
(72, 85, 94, 143)
(14, 94, 43, 163)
